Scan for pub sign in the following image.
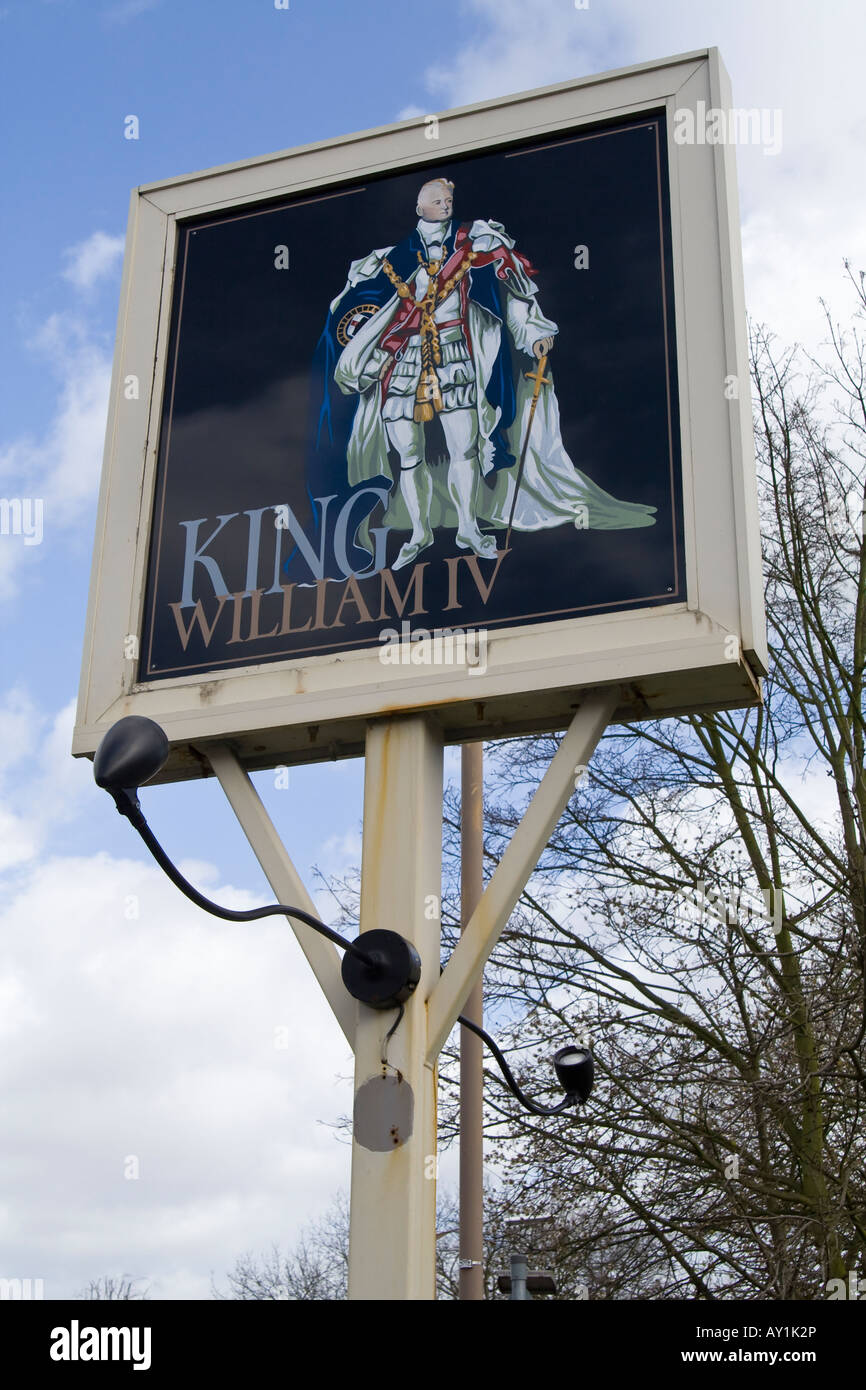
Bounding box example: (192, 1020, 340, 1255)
(74, 51, 766, 780)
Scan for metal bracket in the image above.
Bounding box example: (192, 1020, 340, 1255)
(203, 743, 355, 1044)
(425, 689, 617, 1063)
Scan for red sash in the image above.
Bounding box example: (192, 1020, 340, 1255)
(377, 225, 534, 403)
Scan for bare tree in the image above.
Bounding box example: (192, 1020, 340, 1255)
(78, 1276, 150, 1300)
(218, 1187, 599, 1300)
(215, 1194, 350, 1300)
(430, 270, 866, 1299)
(313, 271, 866, 1299)
(435, 1185, 608, 1299)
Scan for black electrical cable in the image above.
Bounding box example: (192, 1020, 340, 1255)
(121, 797, 376, 968)
(457, 1013, 578, 1117)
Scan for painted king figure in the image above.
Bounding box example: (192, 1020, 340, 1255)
(314, 176, 656, 573)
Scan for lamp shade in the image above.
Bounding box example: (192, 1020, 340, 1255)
(93, 716, 169, 796)
(552, 1045, 594, 1102)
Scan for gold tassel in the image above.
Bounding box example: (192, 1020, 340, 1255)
(414, 366, 442, 422)
(408, 244, 466, 424)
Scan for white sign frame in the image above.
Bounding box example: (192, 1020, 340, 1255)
(74, 48, 766, 782)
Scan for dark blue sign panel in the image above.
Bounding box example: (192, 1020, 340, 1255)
(140, 114, 683, 681)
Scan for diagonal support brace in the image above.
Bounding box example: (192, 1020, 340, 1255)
(425, 688, 617, 1065)
(203, 743, 355, 1045)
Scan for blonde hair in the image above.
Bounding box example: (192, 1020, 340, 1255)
(416, 178, 454, 212)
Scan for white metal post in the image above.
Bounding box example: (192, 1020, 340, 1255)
(459, 742, 484, 1300)
(347, 714, 444, 1300)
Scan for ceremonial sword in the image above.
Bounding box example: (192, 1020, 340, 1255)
(503, 353, 550, 553)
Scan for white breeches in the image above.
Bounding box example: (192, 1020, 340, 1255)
(385, 409, 479, 471)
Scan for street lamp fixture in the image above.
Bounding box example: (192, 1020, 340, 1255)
(92, 715, 420, 1010)
(93, 716, 598, 1089)
(456, 1015, 594, 1116)
(552, 1045, 595, 1102)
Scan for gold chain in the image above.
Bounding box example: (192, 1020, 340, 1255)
(381, 258, 413, 299)
(382, 244, 478, 423)
(439, 248, 476, 299)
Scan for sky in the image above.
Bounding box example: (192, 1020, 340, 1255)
(1, 0, 864, 1301)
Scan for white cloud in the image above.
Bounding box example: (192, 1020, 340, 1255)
(0, 225, 130, 606)
(0, 681, 356, 1298)
(0, 312, 111, 601)
(102, 0, 162, 24)
(0, 694, 102, 867)
(0, 689, 42, 868)
(0, 849, 353, 1298)
(0, 686, 39, 776)
(0, 806, 38, 873)
(409, 0, 866, 349)
(61, 232, 125, 292)
(316, 829, 363, 874)
(422, 0, 623, 109)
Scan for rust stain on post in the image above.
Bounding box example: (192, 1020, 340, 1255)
(354, 1073, 414, 1151)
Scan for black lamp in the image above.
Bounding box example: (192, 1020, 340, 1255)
(93, 714, 170, 818)
(553, 1045, 594, 1103)
(93, 715, 420, 1010)
(458, 1015, 594, 1116)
